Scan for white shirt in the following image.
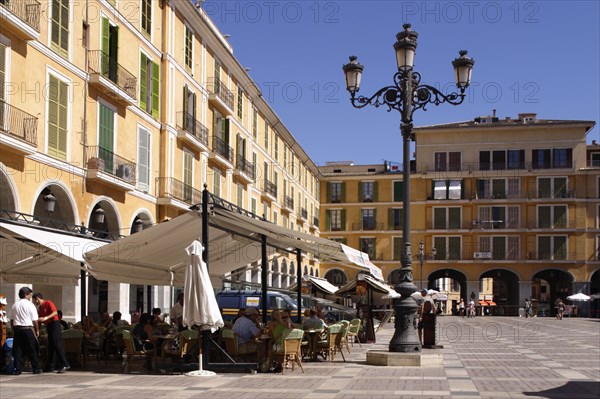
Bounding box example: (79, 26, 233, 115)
(8, 298, 38, 326)
(170, 302, 183, 323)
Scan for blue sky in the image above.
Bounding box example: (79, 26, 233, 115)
(202, 1, 600, 166)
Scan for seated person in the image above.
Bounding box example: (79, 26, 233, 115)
(302, 309, 327, 330)
(98, 311, 112, 329)
(57, 310, 69, 330)
(267, 310, 292, 352)
(151, 308, 162, 325)
(132, 313, 155, 351)
(232, 308, 262, 354)
(111, 311, 129, 328)
(81, 315, 101, 349)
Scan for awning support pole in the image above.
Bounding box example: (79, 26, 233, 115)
(201, 184, 210, 371)
(261, 233, 268, 326)
(296, 248, 302, 323)
(80, 264, 86, 322)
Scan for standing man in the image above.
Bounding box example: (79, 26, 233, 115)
(33, 293, 70, 373)
(170, 292, 185, 331)
(8, 287, 41, 375)
(525, 298, 532, 318)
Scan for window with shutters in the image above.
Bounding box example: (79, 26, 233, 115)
(137, 126, 151, 192)
(330, 182, 343, 203)
(538, 236, 567, 260)
(98, 102, 115, 172)
(100, 17, 119, 82)
(236, 86, 243, 120)
(329, 209, 342, 231)
(141, 0, 152, 37)
(553, 148, 572, 168)
(361, 181, 374, 202)
(252, 108, 258, 139)
(392, 237, 403, 261)
(212, 167, 221, 198)
(538, 205, 567, 228)
(360, 238, 376, 260)
(251, 197, 257, 215)
(433, 236, 461, 260)
(183, 150, 193, 202)
(361, 209, 376, 230)
(51, 0, 69, 57)
(538, 177, 568, 199)
(393, 181, 404, 202)
(433, 179, 462, 200)
(236, 183, 244, 207)
(264, 120, 269, 150)
(140, 53, 159, 118)
(478, 236, 519, 260)
(184, 25, 193, 71)
(434, 151, 461, 171)
(0, 41, 5, 126)
(47, 75, 69, 160)
(388, 208, 403, 230)
(274, 135, 279, 161)
(433, 207, 461, 229)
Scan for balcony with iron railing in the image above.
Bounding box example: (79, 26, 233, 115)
(527, 219, 577, 230)
(417, 161, 576, 175)
(282, 196, 294, 213)
(300, 208, 308, 221)
(0, 0, 40, 40)
(262, 179, 277, 201)
(312, 216, 320, 228)
(156, 177, 201, 208)
(86, 145, 136, 190)
(235, 154, 255, 183)
(210, 136, 234, 167)
(207, 77, 234, 114)
(0, 99, 38, 154)
(88, 50, 137, 104)
(176, 111, 208, 151)
(527, 190, 576, 200)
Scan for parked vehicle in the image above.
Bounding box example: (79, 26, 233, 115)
(216, 289, 298, 322)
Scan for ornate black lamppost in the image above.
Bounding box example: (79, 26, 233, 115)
(343, 24, 474, 352)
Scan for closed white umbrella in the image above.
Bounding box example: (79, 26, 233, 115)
(183, 240, 224, 377)
(567, 292, 591, 301)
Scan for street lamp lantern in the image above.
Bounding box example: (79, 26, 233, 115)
(452, 50, 475, 90)
(342, 56, 364, 95)
(43, 192, 57, 215)
(342, 24, 474, 353)
(393, 23, 418, 71)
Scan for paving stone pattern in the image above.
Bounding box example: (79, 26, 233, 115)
(0, 317, 598, 398)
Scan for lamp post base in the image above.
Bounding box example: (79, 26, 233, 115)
(389, 279, 421, 353)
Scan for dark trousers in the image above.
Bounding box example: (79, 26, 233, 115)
(13, 327, 40, 373)
(46, 321, 69, 370)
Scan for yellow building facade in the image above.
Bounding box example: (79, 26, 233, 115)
(0, 0, 320, 322)
(319, 113, 599, 316)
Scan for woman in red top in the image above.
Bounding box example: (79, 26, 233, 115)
(33, 293, 70, 373)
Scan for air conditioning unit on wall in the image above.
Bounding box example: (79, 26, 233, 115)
(473, 252, 492, 259)
(116, 164, 134, 182)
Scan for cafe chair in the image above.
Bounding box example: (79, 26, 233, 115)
(121, 329, 155, 373)
(346, 319, 362, 348)
(339, 320, 351, 353)
(161, 329, 198, 363)
(316, 323, 344, 362)
(62, 328, 85, 368)
(271, 328, 304, 374)
(222, 328, 241, 360)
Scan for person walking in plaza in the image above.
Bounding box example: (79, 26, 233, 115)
(8, 287, 42, 375)
(468, 299, 476, 318)
(32, 293, 70, 373)
(525, 298, 533, 318)
(458, 298, 465, 317)
(555, 298, 565, 320)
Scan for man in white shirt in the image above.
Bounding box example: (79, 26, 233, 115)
(232, 308, 262, 354)
(8, 287, 41, 375)
(170, 292, 184, 331)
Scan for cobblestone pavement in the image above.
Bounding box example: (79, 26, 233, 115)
(1, 316, 598, 398)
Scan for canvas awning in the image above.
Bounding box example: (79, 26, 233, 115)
(287, 276, 339, 295)
(84, 208, 381, 287)
(0, 220, 108, 285)
(336, 275, 400, 299)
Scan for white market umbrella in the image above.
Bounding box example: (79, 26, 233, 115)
(567, 292, 591, 302)
(183, 240, 224, 377)
(428, 289, 448, 301)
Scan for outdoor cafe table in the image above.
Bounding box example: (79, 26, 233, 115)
(303, 328, 325, 362)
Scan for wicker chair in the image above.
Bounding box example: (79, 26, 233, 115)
(121, 329, 155, 373)
(271, 328, 304, 374)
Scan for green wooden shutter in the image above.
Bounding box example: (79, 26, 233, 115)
(151, 61, 159, 118)
(0, 42, 5, 101)
(326, 183, 331, 202)
(394, 181, 404, 202)
(373, 181, 378, 202)
(341, 209, 346, 231)
(222, 118, 229, 142)
(182, 86, 188, 129)
(358, 182, 363, 201)
(373, 209, 377, 229)
(183, 151, 193, 201)
(47, 75, 68, 160)
(325, 210, 330, 230)
(101, 17, 110, 75)
(388, 209, 393, 230)
(341, 182, 346, 202)
(99, 103, 114, 171)
(393, 237, 402, 261)
(138, 127, 150, 191)
(140, 53, 147, 111)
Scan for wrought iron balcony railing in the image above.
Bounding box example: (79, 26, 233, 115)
(236, 154, 255, 180)
(300, 208, 308, 220)
(87, 50, 137, 99)
(0, 0, 40, 31)
(207, 77, 234, 110)
(156, 177, 201, 205)
(212, 136, 234, 164)
(283, 195, 294, 211)
(352, 222, 383, 231)
(86, 146, 136, 183)
(0, 99, 37, 146)
(263, 179, 277, 198)
(177, 111, 208, 147)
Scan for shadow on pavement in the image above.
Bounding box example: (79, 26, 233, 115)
(524, 381, 600, 398)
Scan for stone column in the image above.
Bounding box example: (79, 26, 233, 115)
(107, 282, 130, 323)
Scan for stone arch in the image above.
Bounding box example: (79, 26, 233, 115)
(324, 268, 348, 286)
(0, 164, 18, 211)
(532, 268, 574, 315)
(129, 209, 154, 235)
(88, 197, 121, 239)
(32, 182, 77, 226)
(428, 268, 468, 314)
(480, 268, 521, 312)
(309, 267, 314, 276)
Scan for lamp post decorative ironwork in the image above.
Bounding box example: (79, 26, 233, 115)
(343, 23, 474, 352)
(419, 241, 425, 289)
